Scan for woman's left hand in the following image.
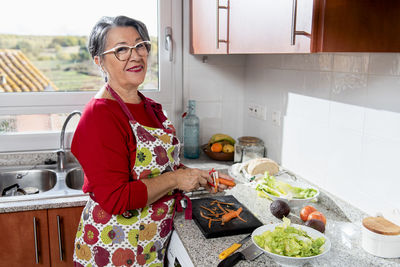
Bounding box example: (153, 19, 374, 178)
(207, 172, 235, 193)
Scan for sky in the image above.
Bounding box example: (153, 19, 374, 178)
(0, 0, 158, 36)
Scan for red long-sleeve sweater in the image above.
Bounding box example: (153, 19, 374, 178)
(71, 96, 167, 215)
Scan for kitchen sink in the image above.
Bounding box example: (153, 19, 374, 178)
(0, 169, 57, 196)
(0, 163, 87, 202)
(66, 168, 84, 190)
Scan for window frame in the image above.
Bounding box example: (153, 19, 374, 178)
(0, 0, 183, 153)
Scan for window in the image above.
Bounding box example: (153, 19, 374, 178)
(0, 0, 182, 152)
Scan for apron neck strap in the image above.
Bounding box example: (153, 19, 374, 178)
(106, 84, 136, 122)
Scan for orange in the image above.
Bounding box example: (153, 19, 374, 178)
(210, 143, 223, 152)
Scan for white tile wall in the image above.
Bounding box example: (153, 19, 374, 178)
(183, 53, 246, 144)
(243, 53, 400, 216)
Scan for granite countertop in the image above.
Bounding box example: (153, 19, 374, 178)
(1, 152, 400, 266)
(178, 156, 400, 267)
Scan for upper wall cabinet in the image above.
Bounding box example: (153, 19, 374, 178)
(312, 0, 400, 52)
(190, 0, 400, 54)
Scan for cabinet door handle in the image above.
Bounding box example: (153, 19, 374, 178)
(57, 215, 64, 261)
(291, 0, 311, 45)
(33, 217, 39, 264)
(291, 0, 298, 45)
(216, 0, 230, 50)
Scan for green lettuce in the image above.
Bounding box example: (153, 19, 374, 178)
(255, 172, 317, 199)
(254, 218, 325, 257)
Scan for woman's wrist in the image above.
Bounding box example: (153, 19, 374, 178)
(166, 170, 179, 191)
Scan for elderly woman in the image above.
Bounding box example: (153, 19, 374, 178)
(71, 16, 232, 266)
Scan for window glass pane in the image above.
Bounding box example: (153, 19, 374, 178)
(0, 0, 158, 93)
(0, 114, 80, 134)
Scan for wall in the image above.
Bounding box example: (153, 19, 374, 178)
(182, 55, 246, 144)
(243, 53, 400, 216)
(182, 1, 246, 145)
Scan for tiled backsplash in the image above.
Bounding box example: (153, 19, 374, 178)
(183, 54, 246, 145)
(243, 53, 400, 216)
(185, 51, 400, 216)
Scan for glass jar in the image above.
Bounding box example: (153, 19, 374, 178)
(234, 136, 265, 163)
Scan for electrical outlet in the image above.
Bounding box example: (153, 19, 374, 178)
(247, 103, 256, 116)
(248, 103, 267, 120)
(272, 110, 281, 126)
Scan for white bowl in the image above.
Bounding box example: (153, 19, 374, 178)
(261, 176, 320, 209)
(252, 223, 331, 266)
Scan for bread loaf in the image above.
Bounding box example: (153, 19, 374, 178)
(246, 158, 279, 176)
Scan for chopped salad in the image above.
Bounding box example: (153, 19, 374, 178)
(256, 172, 318, 200)
(254, 218, 325, 257)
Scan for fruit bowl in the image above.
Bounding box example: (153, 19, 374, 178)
(202, 144, 234, 161)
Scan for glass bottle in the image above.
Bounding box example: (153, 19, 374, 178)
(183, 100, 200, 159)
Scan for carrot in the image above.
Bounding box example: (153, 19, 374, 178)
(200, 205, 215, 214)
(211, 200, 234, 206)
(221, 207, 243, 224)
(218, 178, 236, 187)
(217, 203, 228, 214)
(199, 200, 246, 228)
(200, 211, 213, 220)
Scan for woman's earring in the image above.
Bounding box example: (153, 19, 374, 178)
(101, 69, 108, 82)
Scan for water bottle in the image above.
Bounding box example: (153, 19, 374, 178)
(183, 100, 200, 159)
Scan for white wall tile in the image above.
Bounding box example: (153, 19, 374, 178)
(331, 73, 368, 106)
(187, 67, 224, 102)
(330, 101, 365, 132)
(246, 54, 282, 69)
(325, 128, 363, 195)
(286, 92, 330, 124)
(333, 53, 369, 73)
(196, 102, 222, 145)
(303, 71, 332, 99)
(364, 108, 400, 141)
(368, 53, 400, 76)
(361, 135, 400, 213)
(281, 54, 333, 71)
(281, 116, 329, 187)
(367, 75, 400, 112)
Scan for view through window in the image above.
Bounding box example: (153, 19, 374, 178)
(0, 0, 158, 135)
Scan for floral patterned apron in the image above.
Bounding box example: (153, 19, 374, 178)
(73, 85, 191, 267)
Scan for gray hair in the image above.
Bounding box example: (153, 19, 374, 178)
(87, 16, 150, 59)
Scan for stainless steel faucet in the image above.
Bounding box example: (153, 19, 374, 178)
(57, 111, 81, 172)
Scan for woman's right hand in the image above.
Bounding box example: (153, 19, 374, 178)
(173, 168, 211, 192)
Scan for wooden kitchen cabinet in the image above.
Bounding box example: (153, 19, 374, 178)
(190, 0, 313, 54)
(48, 206, 84, 267)
(191, 0, 400, 54)
(229, 0, 313, 53)
(0, 206, 84, 267)
(0, 210, 50, 267)
(190, 0, 229, 54)
(312, 0, 400, 52)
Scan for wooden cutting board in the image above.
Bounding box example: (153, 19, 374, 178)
(191, 195, 263, 238)
(362, 216, 400, 235)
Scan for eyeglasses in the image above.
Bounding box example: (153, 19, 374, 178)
(102, 40, 151, 61)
